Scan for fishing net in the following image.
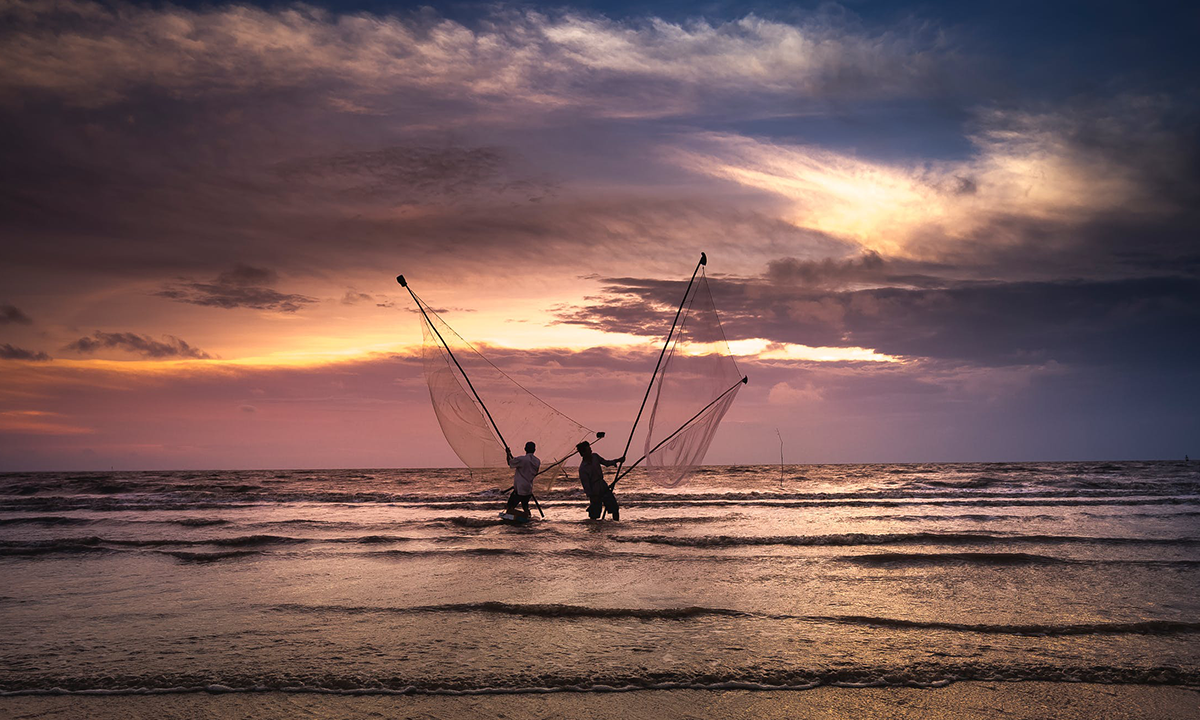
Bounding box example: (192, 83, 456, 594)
(640, 270, 744, 487)
(416, 294, 594, 494)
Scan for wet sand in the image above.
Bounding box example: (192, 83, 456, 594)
(3, 683, 1199, 720)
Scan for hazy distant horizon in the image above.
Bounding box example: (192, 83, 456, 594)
(4, 457, 1193, 474)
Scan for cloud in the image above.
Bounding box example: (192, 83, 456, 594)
(765, 251, 886, 288)
(0, 343, 50, 361)
(561, 273, 1200, 370)
(0, 304, 32, 325)
(64, 332, 212, 359)
(342, 289, 401, 309)
(0, 2, 946, 116)
(670, 97, 1199, 266)
(0, 410, 92, 436)
(767, 380, 822, 405)
(157, 265, 316, 313)
(276, 145, 554, 204)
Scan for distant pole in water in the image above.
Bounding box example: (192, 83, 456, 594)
(776, 428, 784, 490)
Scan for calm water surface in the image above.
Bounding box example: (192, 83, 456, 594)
(1, 462, 1198, 694)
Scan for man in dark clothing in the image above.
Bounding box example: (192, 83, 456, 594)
(576, 441, 624, 520)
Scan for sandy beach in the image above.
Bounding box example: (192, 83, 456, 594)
(3, 684, 1199, 720)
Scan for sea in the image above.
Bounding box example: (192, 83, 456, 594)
(1, 461, 1198, 696)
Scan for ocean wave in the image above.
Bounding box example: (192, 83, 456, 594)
(252, 519, 363, 529)
(272, 601, 751, 620)
(841, 552, 1070, 566)
(866, 513, 1059, 523)
(611, 532, 1200, 548)
(265, 602, 1200, 639)
(7, 530, 1193, 558)
(439, 516, 501, 529)
(0, 537, 112, 556)
(169, 518, 231, 527)
(2, 663, 1196, 696)
(159, 550, 264, 563)
(816, 616, 1200, 636)
(5, 492, 1199, 513)
(0, 534, 315, 555)
(192, 534, 311, 548)
(328, 535, 416, 544)
(369, 548, 515, 558)
(902, 476, 1006, 490)
(0, 516, 95, 526)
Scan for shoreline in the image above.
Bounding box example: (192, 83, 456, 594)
(2, 683, 1198, 719)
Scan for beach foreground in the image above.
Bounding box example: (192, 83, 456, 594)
(3, 684, 1199, 720)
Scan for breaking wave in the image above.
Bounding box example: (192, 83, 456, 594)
(266, 602, 1200, 639)
(816, 616, 1200, 637)
(159, 550, 265, 563)
(3, 663, 1196, 696)
(841, 551, 1070, 566)
(611, 532, 1200, 548)
(272, 601, 751, 620)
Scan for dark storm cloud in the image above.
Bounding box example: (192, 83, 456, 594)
(0, 344, 50, 361)
(0, 305, 32, 325)
(157, 265, 316, 313)
(562, 273, 1200, 370)
(65, 332, 212, 359)
(766, 251, 887, 287)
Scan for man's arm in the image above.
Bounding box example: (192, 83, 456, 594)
(598, 454, 626, 467)
(506, 447, 518, 468)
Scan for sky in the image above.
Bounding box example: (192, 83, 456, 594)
(0, 0, 1197, 471)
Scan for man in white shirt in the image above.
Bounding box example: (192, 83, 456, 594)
(505, 441, 540, 516)
(577, 441, 624, 520)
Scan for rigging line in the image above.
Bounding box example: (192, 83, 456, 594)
(611, 374, 748, 487)
(642, 286, 696, 454)
(706, 274, 742, 378)
(398, 275, 509, 451)
(534, 431, 607, 478)
(407, 288, 595, 431)
(615, 251, 707, 480)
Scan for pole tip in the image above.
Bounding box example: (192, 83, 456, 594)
(596, 431, 606, 439)
(396, 275, 407, 287)
(700, 252, 707, 266)
(742, 376, 749, 384)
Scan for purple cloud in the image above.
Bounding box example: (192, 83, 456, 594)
(0, 344, 50, 361)
(157, 265, 316, 313)
(65, 332, 212, 359)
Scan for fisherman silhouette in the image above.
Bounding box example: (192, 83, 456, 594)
(505, 441, 539, 516)
(577, 441, 624, 520)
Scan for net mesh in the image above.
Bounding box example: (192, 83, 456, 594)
(640, 271, 743, 487)
(417, 296, 594, 494)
